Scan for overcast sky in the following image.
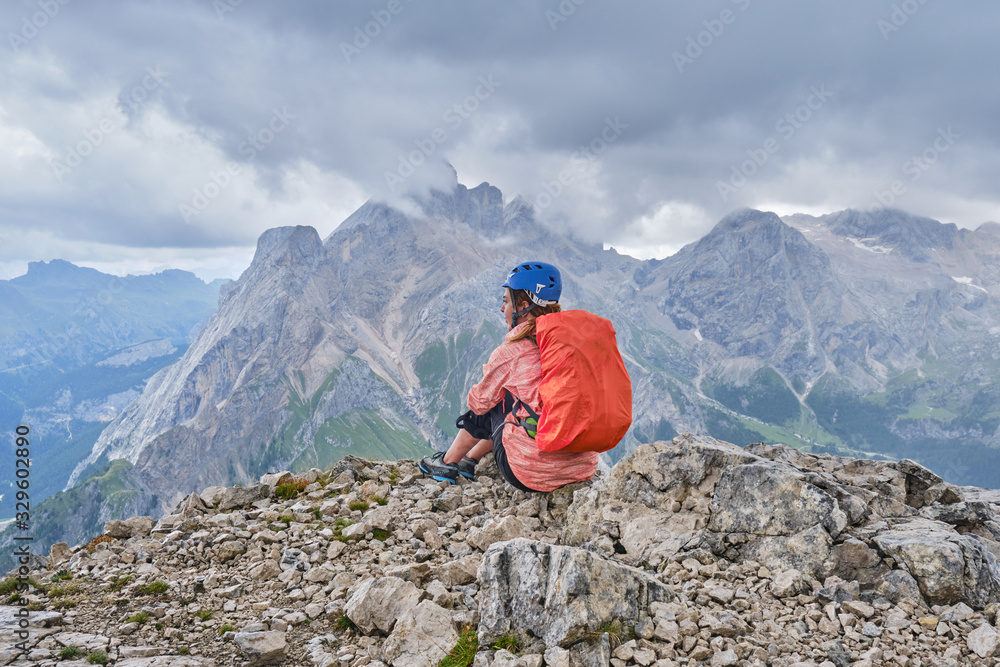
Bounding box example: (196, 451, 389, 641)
(0, 0, 997, 281)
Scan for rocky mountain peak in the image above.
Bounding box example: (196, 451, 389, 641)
(651, 209, 840, 373)
(974, 221, 1000, 239)
(418, 181, 505, 236)
(820, 208, 959, 262)
(252, 225, 324, 268)
(698, 208, 816, 257)
(13, 259, 106, 286)
(7, 433, 1000, 665)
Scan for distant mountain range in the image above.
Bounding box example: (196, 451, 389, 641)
(0, 261, 224, 523)
(3, 174, 999, 569)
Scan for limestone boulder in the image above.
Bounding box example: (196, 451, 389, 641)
(435, 554, 482, 588)
(968, 622, 1000, 658)
(770, 569, 810, 598)
(219, 484, 267, 511)
(117, 658, 216, 666)
(345, 576, 423, 634)
(48, 542, 72, 568)
(564, 434, 757, 563)
(873, 517, 1000, 608)
(738, 523, 834, 578)
(124, 516, 154, 538)
(259, 471, 293, 490)
(381, 600, 459, 667)
(234, 630, 287, 666)
(199, 485, 227, 507)
(104, 519, 132, 539)
(708, 461, 847, 539)
(477, 538, 673, 650)
(466, 515, 528, 552)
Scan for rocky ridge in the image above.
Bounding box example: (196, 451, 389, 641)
(4, 434, 1000, 667)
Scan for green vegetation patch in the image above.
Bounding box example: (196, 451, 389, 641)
(136, 580, 169, 596)
(440, 626, 479, 667)
(489, 634, 522, 654)
(87, 650, 110, 665)
(126, 611, 150, 625)
(274, 478, 309, 500)
(710, 367, 801, 425)
(59, 646, 83, 659)
(335, 612, 356, 631)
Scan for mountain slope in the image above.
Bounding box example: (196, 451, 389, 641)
(0, 263, 222, 520)
(10, 181, 1000, 568)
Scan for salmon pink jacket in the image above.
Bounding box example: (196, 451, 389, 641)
(467, 322, 598, 492)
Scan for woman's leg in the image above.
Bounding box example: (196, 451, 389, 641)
(442, 430, 492, 464)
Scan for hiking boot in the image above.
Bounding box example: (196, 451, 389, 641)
(453, 457, 477, 480)
(418, 452, 461, 483)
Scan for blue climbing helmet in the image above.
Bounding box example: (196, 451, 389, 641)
(502, 261, 562, 305)
(502, 261, 562, 328)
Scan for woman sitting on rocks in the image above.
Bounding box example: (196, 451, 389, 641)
(418, 261, 599, 492)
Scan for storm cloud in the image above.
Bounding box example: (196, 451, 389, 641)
(0, 0, 996, 278)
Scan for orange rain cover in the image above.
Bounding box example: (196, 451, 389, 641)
(534, 310, 633, 453)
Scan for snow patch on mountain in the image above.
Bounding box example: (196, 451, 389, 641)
(845, 236, 893, 254)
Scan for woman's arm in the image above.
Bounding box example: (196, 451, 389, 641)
(467, 344, 516, 414)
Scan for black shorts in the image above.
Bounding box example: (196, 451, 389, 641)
(456, 390, 537, 493)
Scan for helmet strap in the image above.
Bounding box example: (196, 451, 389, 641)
(511, 304, 535, 330)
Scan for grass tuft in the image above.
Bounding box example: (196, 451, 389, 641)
(59, 646, 82, 659)
(109, 574, 132, 592)
(136, 580, 169, 596)
(334, 612, 356, 632)
(87, 650, 110, 664)
(587, 619, 634, 647)
(439, 626, 479, 667)
(274, 478, 309, 500)
(0, 577, 47, 595)
(489, 633, 522, 654)
(49, 584, 81, 598)
(126, 611, 150, 625)
(348, 500, 369, 512)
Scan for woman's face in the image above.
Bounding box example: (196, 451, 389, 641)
(501, 289, 529, 330)
(501, 289, 514, 329)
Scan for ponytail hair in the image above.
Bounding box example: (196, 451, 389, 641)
(507, 288, 562, 345)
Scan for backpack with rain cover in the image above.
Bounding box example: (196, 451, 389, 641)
(510, 310, 632, 453)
